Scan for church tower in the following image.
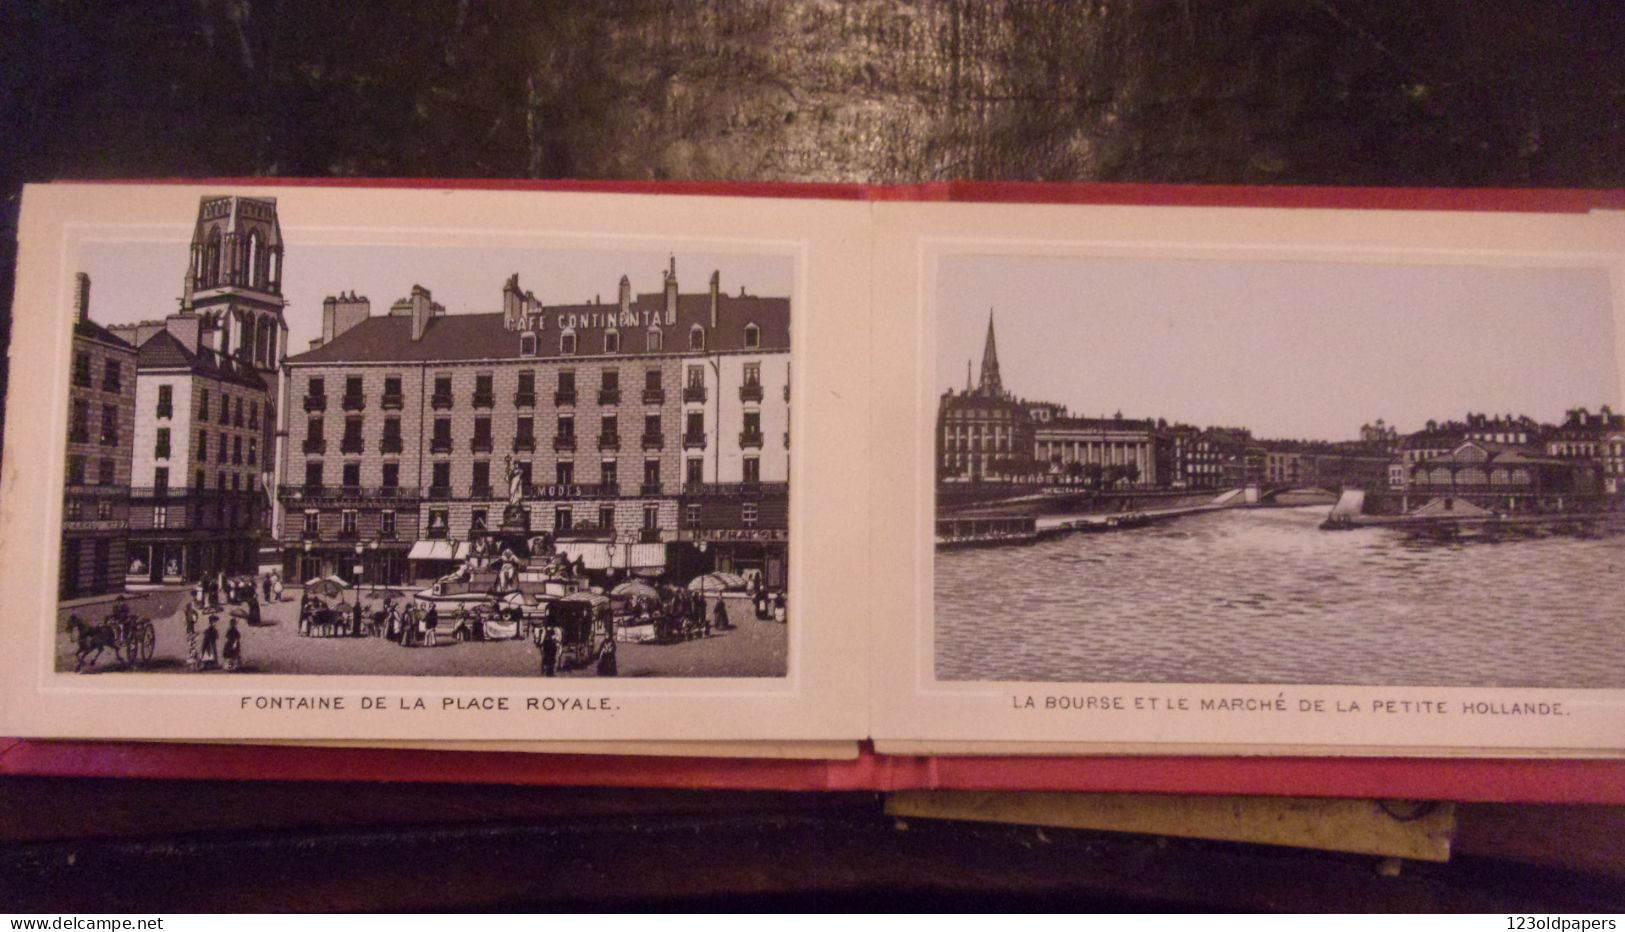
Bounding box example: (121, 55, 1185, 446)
(978, 308, 1005, 399)
(182, 195, 289, 376)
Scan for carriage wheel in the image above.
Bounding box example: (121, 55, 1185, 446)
(135, 623, 155, 665)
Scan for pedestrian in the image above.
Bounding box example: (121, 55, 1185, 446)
(540, 628, 559, 677)
(754, 584, 769, 620)
(271, 574, 284, 603)
(222, 618, 242, 671)
(596, 638, 618, 677)
(773, 591, 787, 625)
(183, 601, 200, 670)
(386, 603, 401, 642)
(351, 599, 363, 638)
(262, 574, 272, 603)
(192, 580, 204, 608)
(245, 595, 261, 628)
(711, 597, 729, 634)
(200, 615, 220, 669)
(424, 605, 439, 648)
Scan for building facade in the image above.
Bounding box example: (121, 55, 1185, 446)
(277, 262, 791, 588)
(61, 274, 137, 599)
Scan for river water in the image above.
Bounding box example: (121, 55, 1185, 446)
(934, 506, 1625, 686)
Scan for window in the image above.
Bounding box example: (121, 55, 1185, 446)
(558, 370, 576, 393)
(516, 460, 532, 488)
(233, 435, 243, 464)
(381, 462, 400, 489)
(154, 466, 169, 493)
(69, 399, 89, 442)
(249, 401, 259, 428)
(233, 395, 244, 426)
(195, 469, 205, 490)
(602, 369, 619, 393)
(382, 417, 402, 452)
(471, 509, 487, 531)
(472, 416, 493, 451)
(97, 457, 114, 486)
(344, 375, 364, 406)
(301, 510, 320, 536)
(431, 461, 452, 492)
(646, 328, 663, 352)
(474, 374, 494, 407)
(743, 456, 760, 484)
(599, 504, 615, 530)
(644, 458, 660, 486)
(520, 332, 537, 357)
(156, 385, 173, 419)
(431, 375, 453, 408)
(517, 371, 535, 403)
(686, 411, 704, 438)
(742, 501, 758, 527)
(305, 461, 323, 489)
(221, 394, 231, 425)
(604, 329, 620, 354)
(643, 503, 659, 530)
(380, 510, 397, 538)
(743, 411, 761, 433)
(689, 325, 705, 350)
(687, 458, 704, 486)
(66, 455, 86, 486)
(198, 389, 211, 422)
(685, 503, 700, 528)
(103, 360, 122, 392)
(557, 414, 574, 438)
(601, 459, 618, 489)
(72, 351, 91, 387)
(744, 323, 760, 349)
(645, 369, 661, 391)
(97, 499, 112, 520)
(432, 417, 452, 451)
(515, 416, 535, 449)
(645, 413, 661, 437)
(343, 416, 363, 452)
(472, 460, 491, 496)
(744, 362, 761, 386)
(155, 428, 171, 460)
(601, 414, 618, 439)
(342, 462, 360, 488)
(426, 509, 449, 539)
(686, 365, 704, 388)
(64, 499, 82, 522)
(554, 506, 573, 532)
(307, 377, 324, 398)
(98, 404, 117, 445)
(341, 510, 358, 537)
(153, 506, 168, 529)
(556, 460, 574, 485)
(560, 329, 577, 355)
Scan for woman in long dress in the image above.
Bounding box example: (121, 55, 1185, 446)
(199, 617, 220, 669)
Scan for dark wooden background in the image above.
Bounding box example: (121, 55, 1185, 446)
(3, 0, 1625, 911)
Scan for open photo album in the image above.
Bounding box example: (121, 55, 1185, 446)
(2, 181, 1622, 764)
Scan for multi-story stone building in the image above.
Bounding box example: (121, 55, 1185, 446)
(1545, 406, 1625, 496)
(61, 274, 137, 599)
(111, 195, 288, 583)
(937, 311, 1036, 481)
(277, 262, 791, 588)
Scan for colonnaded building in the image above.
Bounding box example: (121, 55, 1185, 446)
(275, 260, 790, 590)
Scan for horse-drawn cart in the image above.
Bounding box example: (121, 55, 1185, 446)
(66, 607, 155, 671)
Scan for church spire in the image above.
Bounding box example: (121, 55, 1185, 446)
(978, 308, 1004, 398)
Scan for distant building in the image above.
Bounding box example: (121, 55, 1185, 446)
(1545, 406, 1625, 496)
(937, 310, 1035, 481)
(1404, 440, 1580, 512)
(1036, 414, 1162, 487)
(61, 274, 137, 599)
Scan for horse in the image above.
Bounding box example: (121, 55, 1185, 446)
(65, 613, 121, 672)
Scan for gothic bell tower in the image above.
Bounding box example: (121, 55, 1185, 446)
(181, 195, 289, 376)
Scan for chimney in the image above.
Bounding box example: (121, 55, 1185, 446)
(410, 285, 433, 341)
(502, 273, 522, 330)
(618, 275, 631, 315)
(664, 255, 678, 320)
(321, 296, 337, 345)
(709, 270, 720, 328)
(73, 273, 91, 324)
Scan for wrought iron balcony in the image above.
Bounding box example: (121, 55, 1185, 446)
(340, 438, 364, 454)
(280, 484, 423, 504)
(341, 394, 366, 411)
(514, 390, 536, 407)
(380, 436, 403, 454)
(680, 481, 787, 498)
(639, 528, 662, 544)
(739, 429, 764, 449)
(512, 436, 536, 453)
(683, 385, 706, 404)
(739, 382, 764, 403)
(471, 484, 494, 500)
(303, 438, 326, 454)
(642, 388, 666, 404)
(427, 485, 452, 500)
(380, 393, 404, 410)
(641, 433, 664, 451)
(303, 395, 327, 412)
(598, 388, 621, 405)
(554, 389, 577, 406)
(430, 437, 453, 454)
(472, 391, 495, 409)
(471, 437, 494, 453)
(598, 433, 620, 451)
(554, 434, 577, 452)
(683, 432, 708, 450)
(639, 482, 662, 496)
(430, 393, 454, 410)
(155, 404, 173, 419)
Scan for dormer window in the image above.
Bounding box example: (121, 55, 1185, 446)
(647, 328, 663, 352)
(744, 322, 760, 349)
(604, 329, 620, 354)
(520, 332, 537, 357)
(560, 329, 577, 355)
(689, 325, 705, 351)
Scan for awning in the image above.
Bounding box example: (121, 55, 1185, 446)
(407, 540, 457, 561)
(554, 540, 667, 571)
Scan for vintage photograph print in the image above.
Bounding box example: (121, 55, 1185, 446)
(57, 194, 792, 679)
(933, 253, 1625, 688)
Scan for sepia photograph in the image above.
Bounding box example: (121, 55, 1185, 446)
(933, 252, 1625, 688)
(55, 193, 793, 679)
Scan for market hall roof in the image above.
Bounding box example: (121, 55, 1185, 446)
(285, 290, 790, 365)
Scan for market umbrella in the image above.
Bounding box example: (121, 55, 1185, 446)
(686, 572, 747, 594)
(610, 580, 658, 601)
(304, 577, 348, 599)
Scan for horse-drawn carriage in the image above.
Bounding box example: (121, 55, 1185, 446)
(66, 604, 156, 671)
(542, 592, 614, 671)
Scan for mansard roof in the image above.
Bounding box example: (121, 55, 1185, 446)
(286, 290, 789, 365)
